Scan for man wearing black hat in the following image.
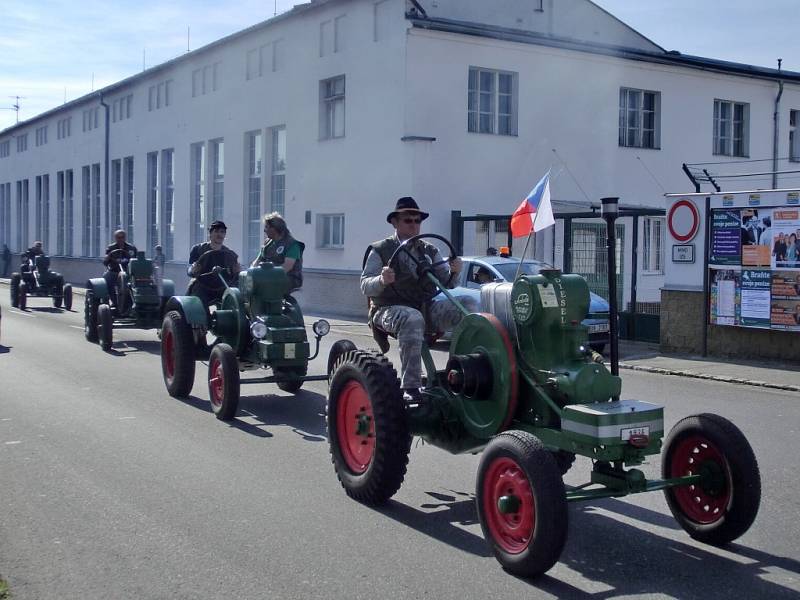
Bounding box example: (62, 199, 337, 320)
(361, 197, 464, 404)
(187, 220, 242, 309)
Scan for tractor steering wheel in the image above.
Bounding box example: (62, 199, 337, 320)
(194, 249, 235, 279)
(387, 233, 458, 305)
(107, 247, 133, 265)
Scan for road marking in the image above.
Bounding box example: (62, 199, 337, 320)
(69, 325, 85, 330)
(0, 418, 11, 421)
(118, 416, 136, 420)
(5, 440, 21, 445)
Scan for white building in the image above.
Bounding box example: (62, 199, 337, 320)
(1, 0, 799, 317)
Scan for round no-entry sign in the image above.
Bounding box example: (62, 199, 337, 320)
(668, 199, 700, 242)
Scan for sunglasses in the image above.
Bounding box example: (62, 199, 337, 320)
(402, 217, 422, 224)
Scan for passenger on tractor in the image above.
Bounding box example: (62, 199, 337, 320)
(103, 230, 138, 307)
(187, 220, 241, 310)
(250, 212, 304, 298)
(361, 196, 464, 405)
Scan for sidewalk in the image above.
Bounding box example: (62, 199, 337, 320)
(2, 277, 798, 393)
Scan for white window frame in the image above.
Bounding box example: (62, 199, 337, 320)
(211, 139, 225, 222)
(0, 140, 9, 157)
(619, 87, 661, 149)
(642, 217, 665, 275)
(191, 142, 207, 245)
(317, 213, 345, 249)
(245, 130, 264, 262)
(320, 75, 346, 140)
(790, 109, 799, 163)
(713, 99, 749, 157)
(467, 67, 518, 136)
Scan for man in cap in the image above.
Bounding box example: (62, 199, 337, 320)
(361, 197, 464, 404)
(187, 220, 242, 309)
(103, 230, 138, 307)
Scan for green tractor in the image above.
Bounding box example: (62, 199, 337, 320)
(326, 233, 760, 578)
(10, 255, 72, 310)
(85, 251, 176, 351)
(159, 254, 331, 420)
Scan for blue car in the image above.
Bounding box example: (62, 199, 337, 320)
(433, 255, 610, 353)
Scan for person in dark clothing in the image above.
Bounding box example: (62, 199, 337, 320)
(187, 220, 241, 309)
(103, 230, 138, 307)
(251, 212, 304, 293)
(1, 244, 11, 277)
(20, 241, 44, 273)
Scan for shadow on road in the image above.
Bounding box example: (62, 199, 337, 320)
(236, 389, 327, 441)
(0, 345, 10, 353)
(112, 339, 162, 356)
(24, 306, 66, 313)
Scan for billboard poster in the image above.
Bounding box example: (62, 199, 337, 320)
(710, 268, 740, 325)
(772, 271, 800, 300)
(741, 208, 772, 267)
(771, 209, 800, 270)
(770, 299, 800, 330)
(710, 210, 741, 265)
(739, 269, 771, 327)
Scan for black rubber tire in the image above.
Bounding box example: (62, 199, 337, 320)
(84, 291, 99, 342)
(161, 310, 197, 398)
(63, 285, 73, 311)
(116, 273, 130, 316)
(18, 282, 27, 310)
(97, 304, 113, 351)
(552, 450, 576, 476)
(275, 366, 306, 393)
(476, 430, 568, 578)
(10, 274, 20, 307)
(662, 413, 761, 546)
(53, 292, 62, 308)
(327, 350, 411, 505)
(208, 343, 240, 420)
(327, 339, 357, 377)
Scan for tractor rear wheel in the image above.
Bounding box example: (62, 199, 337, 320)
(97, 304, 113, 351)
(208, 343, 240, 420)
(476, 430, 568, 578)
(85, 291, 99, 342)
(18, 282, 28, 310)
(10, 274, 20, 307)
(161, 310, 196, 398)
(327, 350, 411, 505)
(63, 285, 73, 311)
(662, 413, 760, 546)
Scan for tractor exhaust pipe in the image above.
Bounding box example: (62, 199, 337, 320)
(601, 197, 620, 386)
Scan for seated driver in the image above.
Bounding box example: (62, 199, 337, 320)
(361, 196, 463, 404)
(21, 241, 44, 272)
(103, 230, 138, 306)
(251, 212, 304, 295)
(187, 220, 242, 309)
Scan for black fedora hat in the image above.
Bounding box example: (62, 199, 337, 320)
(387, 196, 430, 224)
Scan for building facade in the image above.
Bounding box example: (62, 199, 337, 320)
(1, 0, 799, 317)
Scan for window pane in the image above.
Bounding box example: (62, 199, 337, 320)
(479, 113, 493, 133)
(480, 92, 492, 113)
(468, 68, 477, 90)
(498, 115, 510, 135)
(498, 73, 512, 94)
(498, 94, 511, 114)
(479, 71, 493, 93)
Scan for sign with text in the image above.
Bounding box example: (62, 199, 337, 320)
(710, 210, 741, 265)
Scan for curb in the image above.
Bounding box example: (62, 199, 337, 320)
(618, 362, 800, 393)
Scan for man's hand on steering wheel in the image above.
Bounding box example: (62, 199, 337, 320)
(387, 233, 459, 305)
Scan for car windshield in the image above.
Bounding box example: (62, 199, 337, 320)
(493, 261, 549, 282)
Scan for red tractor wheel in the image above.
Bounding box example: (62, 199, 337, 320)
(161, 310, 197, 398)
(208, 343, 240, 421)
(327, 349, 411, 505)
(476, 431, 568, 578)
(662, 413, 760, 545)
(97, 304, 113, 351)
(17, 282, 28, 310)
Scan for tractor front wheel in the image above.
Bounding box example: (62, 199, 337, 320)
(17, 282, 28, 310)
(476, 431, 568, 578)
(10, 274, 20, 307)
(662, 413, 760, 546)
(97, 304, 113, 351)
(275, 366, 306, 393)
(161, 310, 197, 398)
(85, 291, 99, 341)
(208, 343, 240, 420)
(63, 284, 73, 311)
(327, 350, 411, 505)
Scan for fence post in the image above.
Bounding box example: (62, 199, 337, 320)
(450, 210, 463, 255)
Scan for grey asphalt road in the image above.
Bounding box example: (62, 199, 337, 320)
(0, 293, 798, 600)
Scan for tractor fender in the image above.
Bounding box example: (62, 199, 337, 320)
(160, 279, 175, 299)
(164, 296, 208, 327)
(86, 278, 109, 302)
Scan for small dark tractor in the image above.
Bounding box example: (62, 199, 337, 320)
(159, 256, 331, 420)
(326, 233, 761, 578)
(85, 251, 175, 351)
(10, 254, 72, 310)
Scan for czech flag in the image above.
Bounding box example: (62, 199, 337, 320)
(510, 171, 556, 237)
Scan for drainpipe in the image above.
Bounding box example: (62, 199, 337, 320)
(99, 93, 110, 241)
(772, 59, 784, 189)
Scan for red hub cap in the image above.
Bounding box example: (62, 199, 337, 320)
(336, 381, 375, 474)
(209, 357, 224, 408)
(163, 329, 175, 380)
(483, 456, 534, 554)
(669, 435, 731, 524)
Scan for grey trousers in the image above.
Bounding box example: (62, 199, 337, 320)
(373, 301, 465, 389)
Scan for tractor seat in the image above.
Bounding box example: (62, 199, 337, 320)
(479, 282, 517, 341)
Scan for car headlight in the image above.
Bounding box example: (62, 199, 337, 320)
(250, 321, 268, 340)
(312, 319, 331, 337)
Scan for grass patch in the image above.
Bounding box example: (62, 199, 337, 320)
(0, 575, 9, 599)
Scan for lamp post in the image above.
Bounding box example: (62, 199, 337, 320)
(601, 197, 620, 378)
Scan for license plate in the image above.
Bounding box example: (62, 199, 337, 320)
(621, 426, 649, 440)
(284, 344, 296, 359)
(589, 323, 609, 333)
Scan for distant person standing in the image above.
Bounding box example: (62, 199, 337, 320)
(1, 244, 10, 277)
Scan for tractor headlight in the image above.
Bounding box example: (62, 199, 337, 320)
(312, 319, 331, 337)
(250, 320, 268, 340)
